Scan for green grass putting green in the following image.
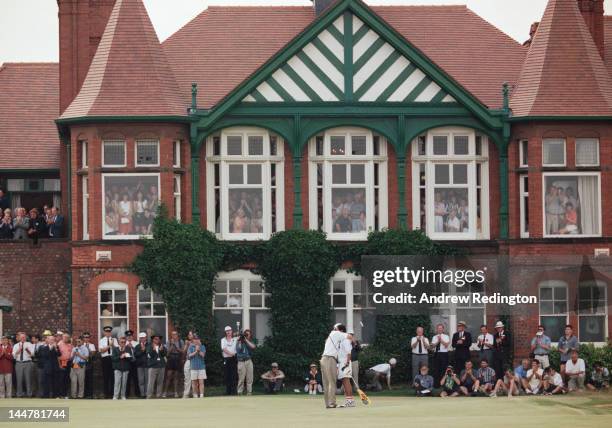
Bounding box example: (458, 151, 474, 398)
(1, 393, 611, 427)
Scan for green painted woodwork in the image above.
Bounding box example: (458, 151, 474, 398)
(191, 156, 200, 225)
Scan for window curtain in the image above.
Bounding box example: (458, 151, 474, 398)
(578, 176, 599, 234)
(53, 193, 62, 210)
(10, 194, 21, 211)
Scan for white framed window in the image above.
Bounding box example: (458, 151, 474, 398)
(135, 139, 160, 167)
(543, 172, 601, 237)
(98, 282, 129, 339)
(412, 127, 489, 240)
(173, 175, 181, 222)
(539, 280, 568, 341)
(82, 176, 89, 240)
(138, 285, 167, 340)
(173, 140, 181, 168)
(102, 173, 160, 239)
(206, 127, 284, 240)
(519, 175, 529, 238)
(519, 139, 528, 168)
(80, 140, 88, 169)
(578, 280, 607, 343)
(542, 139, 566, 167)
(329, 271, 375, 343)
(309, 127, 388, 240)
(575, 138, 599, 167)
(213, 270, 271, 343)
(102, 140, 126, 167)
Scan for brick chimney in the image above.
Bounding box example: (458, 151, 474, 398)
(57, 0, 116, 114)
(312, 0, 336, 16)
(576, 0, 604, 56)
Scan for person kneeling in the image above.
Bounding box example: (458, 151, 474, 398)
(261, 363, 285, 394)
(542, 367, 565, 395)
(587, 361, 609, 392)
(439, 366, 461, 397)
(413, 365, 434, 397)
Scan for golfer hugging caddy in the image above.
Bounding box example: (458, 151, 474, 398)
(321, 323, 353, 408)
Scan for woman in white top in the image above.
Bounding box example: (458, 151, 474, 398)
(118, 193, 133, 235)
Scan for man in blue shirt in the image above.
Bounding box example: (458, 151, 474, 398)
(530, 325, 551, 368)
(187, 335, 206, 398)
(514, 359, 531, 392)
(413, 364, 434, 397)
(69, 337, 90, 399)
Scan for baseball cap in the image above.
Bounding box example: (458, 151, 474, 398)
(138, 332, 147, 339)
(389, 358, 397, 365)
(271, 362, 279, 368)
(224, 326, 232, 332)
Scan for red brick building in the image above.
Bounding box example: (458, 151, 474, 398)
(1, 0, 611, 359)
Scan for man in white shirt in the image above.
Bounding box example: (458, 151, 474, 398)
(410, 326, 430, 380)
(477, 324, 494, 365)
(321, 323, 349, 409)
(431, 323, 450, 382)
(221, 326, 238, 395)
(82, 332, 96, 399)
(336, 326, 355, 408)
(12, 332, 35, 398)
(98, 326, 118, 398)
(565, 350, 585, 391)
(525, 359, 543, 394)
(365, 358, 397, 391)
(543, 366, 565, 395)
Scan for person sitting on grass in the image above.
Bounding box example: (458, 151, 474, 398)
(542, 366, 565, 395)
(304, 363, 323, 395)
(413, 364, 434, 397)
(476, 359, 496, 395)
(440, 365, 461, 397)
(187, 335, 206, 398)
(514, 359, 531, 393)
(261, 362, 285, 394)
(525, 359, 543, 395)
(587, 361, 609, 391)
(490, 367, 519, 397)
(565, 350, 586, 392)
(459, 361, 479, 396)
(365, 358, 397, 391)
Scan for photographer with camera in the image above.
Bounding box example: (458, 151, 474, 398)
(530, 325, 551, 369)
(440, 365, 461, 397)
(236, 329, 256, 396)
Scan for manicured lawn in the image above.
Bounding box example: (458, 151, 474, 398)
(2, 392, 611, 427)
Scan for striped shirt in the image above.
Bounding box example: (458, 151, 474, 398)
(188, 343, 206, 371)
(477, 367, 496, 384)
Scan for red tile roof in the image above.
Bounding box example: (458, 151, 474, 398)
(163, 5, 525, 110)
(511, 0, 612, 117)
(0, 63, 60, 170)
(60, 0, 186, 120)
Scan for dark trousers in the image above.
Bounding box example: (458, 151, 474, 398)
(433, 352, 449, 383)
(454, 353, 470, 373)
(101, 357, 114, 398)
(223, 357, 238, 395)
(127, 363, 139, 397)
(493, 352, 505, 380)
(37, 366, 45, 398)
(55, 367, 69, 397)
(42, 368, 56, 398)
(84, 364, 94, 398)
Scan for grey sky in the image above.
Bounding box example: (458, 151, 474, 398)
(1, 0, 611, 64)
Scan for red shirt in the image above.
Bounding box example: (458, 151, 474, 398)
(0, 344, 14, 374)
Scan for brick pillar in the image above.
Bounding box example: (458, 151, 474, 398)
(576, 0, 605, 57)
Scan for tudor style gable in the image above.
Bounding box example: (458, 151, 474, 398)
(242, 9, 456, 104)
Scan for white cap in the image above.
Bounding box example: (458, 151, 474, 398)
(224, 326, 232, 332)
(333, 323, 341, 330)
(389, 358, 397, 365)
(138, 332, 147, 338)
(495, 321, 504, 328)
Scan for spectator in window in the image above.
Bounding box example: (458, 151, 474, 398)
(0, 190, 9, 213)
(236, 329, 255, 396)
(261, 362, 285, 394)
(0, 211, 13, 239)
(559, 203, 578, 234)
(334, 207, 352, 232)
(558, 325, 579, 377)
(112, 336, 134, 400)
(304, 363, 323, 395)
(27, 208, 46, 244)
(47, 206, 64, 238)
(530, 325, 551, 368)
(56, 333, 73, 399)
(542, 366, 565, 395)
(187, 334, 206, 398)
(587, 361, 609, 391)
(413, 364, 434, 397)
(134, 332, 149, 398)
(12, 207, 29, 240)
(69, 336, 89, 399)
(565, 350, 586, 392)
(163, 331, 183, 398)
(525, 359, 544, 395)
(0, 336, 14, 398)
(146, 335, 166, 399)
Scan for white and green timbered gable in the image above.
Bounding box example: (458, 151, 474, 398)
(242, 12, 457, 104)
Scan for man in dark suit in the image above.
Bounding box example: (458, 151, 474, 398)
(0, 189, 9, 213)
(48, 206, 64, 238)
(452, 321, 472, 374)
(493, 320, 511, 380)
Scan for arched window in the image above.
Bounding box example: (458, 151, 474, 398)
(206, 128, 284, 240)
(412, 127, 489, 240)
(98, 282, 129, 339)
(538, 280, 568, 340)
(578, 280, 607, 342)
(309, 127, 388, 240)
(137, 285, 167, 339)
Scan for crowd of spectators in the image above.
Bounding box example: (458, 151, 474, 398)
(0, 191, 63, 241)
